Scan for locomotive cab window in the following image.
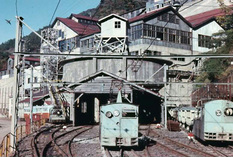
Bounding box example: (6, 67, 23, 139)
(122, 109, 137, 117)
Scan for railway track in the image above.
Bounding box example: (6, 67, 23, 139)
(105, 147, 141, 157)
(150, 129, 215, 157)
(31, 125, 56, 157)
(40, 125, 92, 157)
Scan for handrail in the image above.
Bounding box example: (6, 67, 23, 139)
(0, 118, 46, 157)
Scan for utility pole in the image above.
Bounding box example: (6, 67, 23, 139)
(30, 66, 33, 132)
(11, 16, 23, 151)
(164, 64, 168, 129)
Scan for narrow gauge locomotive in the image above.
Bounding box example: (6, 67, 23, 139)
(100, 92, 139, 147)
(193, 99, 233, 142)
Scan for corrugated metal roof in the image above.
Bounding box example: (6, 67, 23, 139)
(70, 70, 163, 98)
(129, 6, 169, 23)
(9, 55, 40, 62)
(19, 96, 46, 103)
(129, 6, 192, 27)
(57, 17, 100, 36)
(71, 14, 99, 22)
(185, 6, 233, 28)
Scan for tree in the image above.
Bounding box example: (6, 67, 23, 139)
(197, 4, 233, 82)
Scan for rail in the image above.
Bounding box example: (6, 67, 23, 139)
(0, 118, 46, 157)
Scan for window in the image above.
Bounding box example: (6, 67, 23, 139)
(171, 54, 185, 62)
(59, 40, 66, 52)
(162, 14, 168, 21)
(130, 23, 191, 45)
(81, 102, 87, 113)
(143, 24, 155, 38)
(115, 21, 121, 28)
(169, 29, 176, 42)
(130, 24, 143, 40)
(59, 30, 62, 37)
(198, 34, 211, 48)
(169, 14, 175, 23)
(156, 26, 164, 40)
(158, 13, 178, 24)
(28, 78, 30, 84)
(34, 77, 38, 83)
(181, 31, 191, 45)
(57, 21, 60, 26)
(67, 39, 71, 50)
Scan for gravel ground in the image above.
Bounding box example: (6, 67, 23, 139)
(11, 124, 233, 156)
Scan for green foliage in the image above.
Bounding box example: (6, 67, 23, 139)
(81, 0, 147, 18)
(198, 58, 230, 82)
(0, 39, 15, 52)
(197, 5, 233, 82)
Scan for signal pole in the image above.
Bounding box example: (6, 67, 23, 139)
(164, 64, 168, 129)
(10, 16, 23, 152)
(30, 66, 33, 132)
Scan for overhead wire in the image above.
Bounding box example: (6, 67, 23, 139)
(79, 2, 101, 36)
(15, 0, 19, 16)
(49, 0, 62, 26)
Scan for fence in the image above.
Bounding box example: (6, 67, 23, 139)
(0, 118, 46, 157)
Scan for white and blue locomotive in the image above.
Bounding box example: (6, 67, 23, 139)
(171, 99, 233, 142)
(193, 99, 233, 142)
(100, 91, 139, 147)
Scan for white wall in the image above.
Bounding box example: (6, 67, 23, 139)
(192, 21, 224, 54)
(53, 20, 78, 40)
(101, 17, 127, 37)
(24, 66, 43, 89)
(0, 77, 14, 117)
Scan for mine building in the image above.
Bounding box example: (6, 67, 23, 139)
(59, 13, 173, 125)
(39, 2, 227, 126)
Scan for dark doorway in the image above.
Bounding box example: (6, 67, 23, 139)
(133, 91, 162, 124)
(74, 94, 95, 125)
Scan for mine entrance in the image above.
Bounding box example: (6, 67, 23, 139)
(74, 94, 95, 125)
(133, 90, 162, 124)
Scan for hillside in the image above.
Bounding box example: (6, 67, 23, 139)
(81, 0, 147, 18)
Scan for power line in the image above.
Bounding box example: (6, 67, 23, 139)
(15, 0, 18, 16)
(49, 0, 61, 26)
(80, 2, 101, 36)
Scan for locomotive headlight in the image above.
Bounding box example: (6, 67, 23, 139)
(105, 111, 113, 118)
(113, 110, 120, 117)
(225, 108, 233, 116)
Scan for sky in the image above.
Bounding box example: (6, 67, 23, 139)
(0, 0, 100, 44)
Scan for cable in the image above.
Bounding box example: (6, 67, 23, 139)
(49, 0, 61, 26)
(79, 2, 101, 36)
(179, 0, 209, 12)
(15, 0, 18, 16)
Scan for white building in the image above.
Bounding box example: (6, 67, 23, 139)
(51, 15, 100, 54)
(24, 66, 43, 91)
(0, 55, 40, 117)
(96, 14, 128, 54)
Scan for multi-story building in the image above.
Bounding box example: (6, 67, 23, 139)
(51, 14, 100, 54)
(0, 55, 40, 117)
